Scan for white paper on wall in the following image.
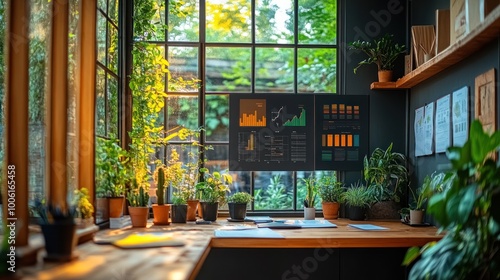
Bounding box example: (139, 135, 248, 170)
(452, 86, 469, 147)
(435, 94, 451, 153)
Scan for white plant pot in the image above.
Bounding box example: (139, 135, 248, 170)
(304, 207, 316, 220)
(410, 209, 424, 225)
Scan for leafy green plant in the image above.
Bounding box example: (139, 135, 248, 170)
(95, 137, 131, 197)
(408, 172, 451, 211)
(348, 33, 405, 73)
(72, 188, 94, 220)
(228, 192, 253, 204)
(127, 186, 150, 207)
(33, 200, 75, 225)
(254, 174, 293, 210)
(317, 173, 345, 203)
(403, 120, 500, 280)
(172, 196, 187, 205)
(364, 142, 408, 202)
(302, 175, 317, 208)
(341, 182, 372, 208)
(195, 168, 232, 204)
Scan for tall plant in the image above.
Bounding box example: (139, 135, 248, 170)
(403, 120, 500, 279)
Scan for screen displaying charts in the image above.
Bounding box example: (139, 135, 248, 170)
(229, 94, 314, 171)
(315, 95, 369, 170)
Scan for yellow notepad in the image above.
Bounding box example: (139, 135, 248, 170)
(113, 232, 185, 249)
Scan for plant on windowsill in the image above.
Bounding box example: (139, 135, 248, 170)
(151, 165, 170, 225)
(195, 168, 232, 221)
(72, 187, 94, 228)
(317, 173, 346, 219)
(34, 200, 78, 262)
(364, 142, 408, 219)
(348, 33, 405, 82)
(227, 192, 253, 220)
(126, 184, 150, 227)
(403, 120, 500, 280)
(341, 182, 372, 221)
(302, 175, 318, 220)
(171, 196, 188, 223)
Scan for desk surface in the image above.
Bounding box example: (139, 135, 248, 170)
(18, 218, 441, 280)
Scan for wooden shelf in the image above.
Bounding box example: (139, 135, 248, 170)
(371, 6, 500, 90)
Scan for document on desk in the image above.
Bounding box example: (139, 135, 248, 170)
(348, 224, 389, 230)
(286, 220, 337, 228)
(214, 227, 284, 238)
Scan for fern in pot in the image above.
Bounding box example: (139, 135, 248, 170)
(341, 182, 372, 221)
(317, 174, 346, 219)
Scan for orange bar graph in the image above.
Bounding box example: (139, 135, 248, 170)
(347, 135, 353, 147)
(341, 134, 346, 147)
(327, 134, 333, 147)
(322, 134, 326, 147)
(334, 134, 340, 147)
(240, 110, 266, 127)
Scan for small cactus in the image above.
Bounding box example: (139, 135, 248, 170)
(156, 167, 166, 205)
(139, 186, 149, 207)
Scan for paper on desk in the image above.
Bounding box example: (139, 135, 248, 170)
(283, 220, 337, 228)
(348, 224, 388, 230)
(214, 227, 284, 238)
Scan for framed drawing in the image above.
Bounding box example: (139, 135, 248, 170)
(474, 68, 496, 134)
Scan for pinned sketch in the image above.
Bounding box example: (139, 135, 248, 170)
(452, 87, 469, 147)
(415, 103, 434, 156)
(435, 95, 451, 153)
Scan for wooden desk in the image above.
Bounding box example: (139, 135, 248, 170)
(17, 219, 441, 280)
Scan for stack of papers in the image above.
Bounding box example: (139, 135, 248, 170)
(214, 227, 284, 238)
(258, 219, 337, 229)
(348, 224, 389, 230)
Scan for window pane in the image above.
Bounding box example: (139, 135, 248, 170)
(254, 172, 293, 210)
(109, 0, 119, 24)
(98, 0, 106, 12)
(134, 0, 165, 41)
(206, 47, 251, 92)
(168, 0, 199, 42)
(29, 0, 51, 203)
(298, 0, 336, 44)
(255, 47, 294, 93)
(206, 0, 251, 43)
(108, 24, 118, 74)
(107, 75, 118, 138)
(205, 94, 229, 142)
(298, 48, 336, 93)
(165, 96, 199, 141)
(95, 67, 106, 136)
(255, 0, 293, 44)
(205, 145, 229, 170)
(97, 11, 106, 65)
(168, 46, 199, 92)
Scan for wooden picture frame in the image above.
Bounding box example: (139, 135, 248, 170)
(475, 68, 497, 134)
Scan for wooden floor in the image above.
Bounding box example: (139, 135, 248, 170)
(16, 218, 442, 280)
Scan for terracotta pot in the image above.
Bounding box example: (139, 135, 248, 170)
(128, 206, 149, 227)
(187, 200, 199, 221)
(108, 197, 125, 218)
(197, 201, 203, 219)
(152, 204, 170, 225)
(322, 201, 340, 219)
(378, 70, 393, 82)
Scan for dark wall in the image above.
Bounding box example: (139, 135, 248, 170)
(408, 0, 500, 193)
(340, 0, 408, 187)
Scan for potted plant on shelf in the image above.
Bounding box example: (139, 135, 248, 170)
(152, 165, 170, 225)
(364, 143, 408, 219)
(403, 120, 500, 279)
(317, 174, 346, 219)
(72, 187, 94, 228)
(95, 137, 131, 218)
(195, 168, 232, 222)
(34, 200, 78, 262)
(126, 184, 150, 227)
(227, 192, 253, 220)
(348, 33, 406, 82)
(302, 175, 317, 220)
(341, 182, 372, 221)
(171, 196, 188, 223)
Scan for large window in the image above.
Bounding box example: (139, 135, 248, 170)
(134, 0, 337, 212)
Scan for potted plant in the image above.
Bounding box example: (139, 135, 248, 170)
(152, 165, 170, 225)
(171, 196, 188, 223)
(126, 185, 150, 227)
(302, 175, 317, 220)
(404, 120, 500, 279)
(227, 192, 253, 220)
(34, 200, 77, 262)
(364, 143, 408, 219)
(317, 174, 346, 219)
(72, 187, 94, 228)
(348, 33, 406, 82)
(341, 182, 372, 221)
(95, 137, 131, 218)
(195, 168, 232, 221)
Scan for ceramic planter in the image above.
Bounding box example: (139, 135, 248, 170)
(186, 200, 199, 221)
(378, 70, 393, 82)
(41, 223, 77, 262)
(304, 207, 316, 220)
(348, 205, 366, 221)
(228, 203, 247, 220)
(200, 202, 218, 221)
(322, 201, 340, 219)
(128, 206, 149, 227)
(171, 204, 188, 223)
(410, 209, 425, 225)
(152, 204, 170, 225)
(108, 196, 125, 218)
